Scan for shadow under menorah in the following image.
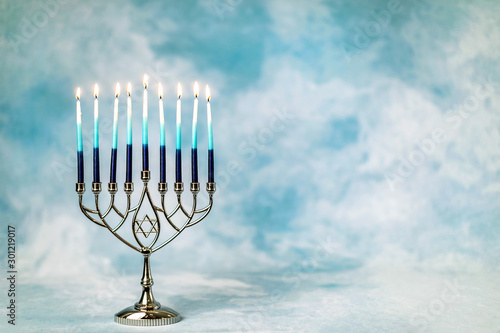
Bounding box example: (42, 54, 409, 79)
(76, 170, 216, 326)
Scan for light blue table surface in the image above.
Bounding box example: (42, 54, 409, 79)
(2, 262, 499, 332)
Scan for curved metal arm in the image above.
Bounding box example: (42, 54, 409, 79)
(177, 195, 212, 218)
(100, 194, 115, 218)
(111, 195, 132, 233)
(186, 195, 214, 227)
(160, 196, 182, 231)
(79, 195, 106, 227)
(94, 194, 141, 253)
(79, 191, 134, 233)
(76, 180, 215, 255)
(151, 195, 197, 253)
(101, 195, 129, 232)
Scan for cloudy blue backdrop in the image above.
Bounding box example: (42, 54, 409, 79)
(1, 0, 499, 332)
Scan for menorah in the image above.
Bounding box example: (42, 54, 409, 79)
(74, 78, 215, 326)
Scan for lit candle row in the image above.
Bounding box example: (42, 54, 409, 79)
(75, 79, 214, 186)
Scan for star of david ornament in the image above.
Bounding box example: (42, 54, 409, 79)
(134, 214, 159, 238)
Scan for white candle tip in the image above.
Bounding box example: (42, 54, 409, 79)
(194, 81, 199, 98)
(143, 74, 148, 88)
(115, 83, 120, 97)
(206, 85, 211, 102)
(158, 83, 163, 99)
(94, 84, 99, 98)
(177, 83, 182, 99)
(127, 82, 132, 96)
(76, 87, 81, 100)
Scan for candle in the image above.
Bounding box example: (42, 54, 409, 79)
(176, 83, 182, 183)
(126, 82, 132, 183)
(110, 83, 120, 183)
(206, 85, 214, 183)
(76, 87, 84, 183)
(93, 83, 100, 183)
(142, 75, 149, 171)
(191, 82, 199, 183)
(158, 83, 166, 183)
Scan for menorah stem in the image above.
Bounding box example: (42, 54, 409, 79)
(114, 249, 181, 325)
(135, 251, 159, 310)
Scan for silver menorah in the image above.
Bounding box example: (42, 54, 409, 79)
(76, 171, 215, 326)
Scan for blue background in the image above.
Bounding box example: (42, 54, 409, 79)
(0, 0, 499, 332)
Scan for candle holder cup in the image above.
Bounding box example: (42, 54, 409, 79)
(76, 170, 215, 326)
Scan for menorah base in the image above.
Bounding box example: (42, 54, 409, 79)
(114, 305, 181, 326)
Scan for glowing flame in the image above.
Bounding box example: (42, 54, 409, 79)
(194, 81, 199, 98)
(143, 74, 148, 88)
(206, 85, 211, 102)
(126, 82, 132, 96)
(177, 83, 182, 98)
(94, 84, 99, 98)
(115, 83, 120, 97)
(76, 87, 81, 100)
(158, 83, 163, 99)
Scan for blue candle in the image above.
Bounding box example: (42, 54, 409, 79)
(76, 88, 84, 183)
(142, 75, 149, 171)
(158, 83, 166, 183)
(126, 82, 132, 183)
(206, 85, 214, 183)
(110, 83, 120, 183)
(93, 84, 100, 183)
(176, 83, 182, 183)
(191, 82, 199, 183)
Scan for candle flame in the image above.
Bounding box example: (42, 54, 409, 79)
(143, 74, 148, 88)
(94, 84, 99, 98)
(177, 83, 182, 98)
(126, 82, 132, 96)
(206, 85, 211, 102)
(115, 83, 120, 97)
(194, 81, 199, 98)
(76, 87, 81, 100)
(158, 83, 163, 99)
